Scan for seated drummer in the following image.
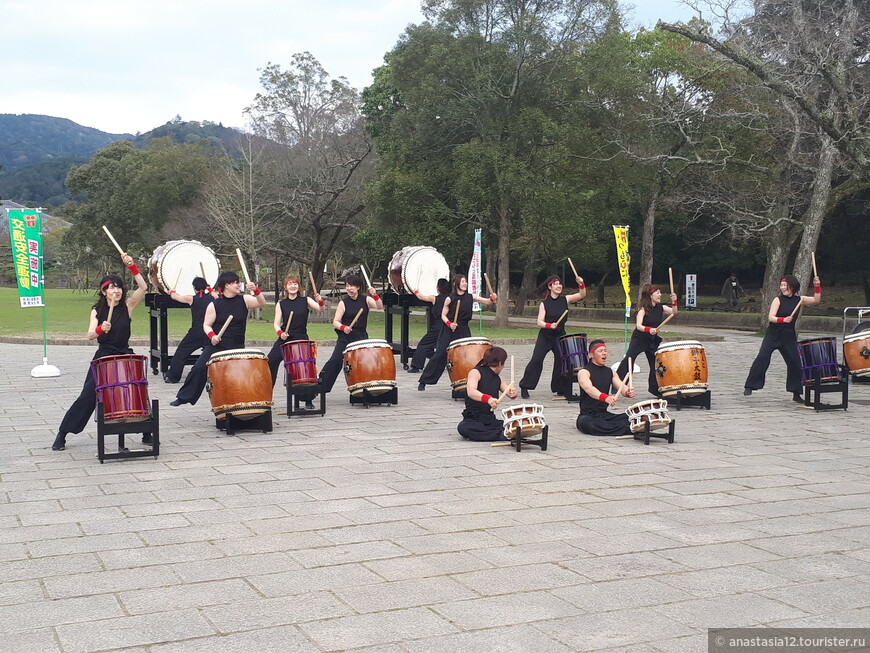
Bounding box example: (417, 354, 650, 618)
(170, 271, 266, 407)
(318, 274, 383, 393)
(458, 346, 519, 442)
(576, 339, 636, 436)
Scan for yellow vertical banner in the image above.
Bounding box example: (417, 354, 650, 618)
(613, 225, 631, 317)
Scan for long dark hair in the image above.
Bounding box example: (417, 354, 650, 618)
(451, 274, 467, 294)
(637, 283, 659, 313)
(476, 346, 507, 368)
(94, 274, 126, 315)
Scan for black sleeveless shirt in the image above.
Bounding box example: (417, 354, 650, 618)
(95, 302, 132, 355)
(190, 291, 214, 330)
(579, 362, 614, 415)
(465, 366, 502, 413)
(450, 292, 474, 327)
(279, 296, 310, 337)
(213, 294, 248, 349)
(340, 293, 369, 333)
(640, 303, 665, 329)
(543, 295, 568, 335)
(772, 294, 801, 331)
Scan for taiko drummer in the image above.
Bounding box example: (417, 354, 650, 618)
(164, 277, 215, 383)
(576, 340, 636, 436)
(52, 252, 147, 451)
(458, 346, 519, 442)
(170, 271, 266, 407)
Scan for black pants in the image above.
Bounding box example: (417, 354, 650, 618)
(576, 411, 631, 436)
(166, 329, 209, 382)
(319, 330, 368, 392)
(519, 331, 566, 394)
(616, 332, 661, 396)
(59, 347, 129, 435)
(419, 325, 471, 386)
(745, 328, 801, 394)
(410, 325, 439, 369)
(266, 331, 310, 385)
(175, 343, 227, 405)
(457, 409, 506, 442)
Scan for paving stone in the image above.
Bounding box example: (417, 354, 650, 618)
(298, 607, 457, 649)
(149, 626, 320, 653)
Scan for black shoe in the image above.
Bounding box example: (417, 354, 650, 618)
(141, 433, 153, 444)
(520, 388, 530, 399)
(51, 432, 66, 451)
(304, 401, 315, 410)
(743, 388, 752, 396)
(169, 399, 184, 407)
(418, 383, 426, 391)
(407, 367, 421, 374)
(792, 392, 803, 403)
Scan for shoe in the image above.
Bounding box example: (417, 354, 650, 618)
(407, 367, 421, 373)
(141, 433, 153, 444)
(418, 383, 426, 391)
(304, 401, 315, 410)
(520, 388, 530, 399)
(743, 388, 752, 396)
(51, 432, 66, 451)
(792, 392, 803, 403)
(169, 399, 183, 407)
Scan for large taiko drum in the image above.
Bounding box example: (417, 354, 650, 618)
(501, 403, 546, 439)
(343, 339, 397, 396)
(558, 333, 588, 376)
(148, 240, 221, 294)
(654, 340, 708, 397)
(843, 330, 870, 378)
(446, 337, 492, 392)
(206, 349, 273, 419)
(798, 337, 840, 385)
(91, 354, 151, 422)
(281, 340, 318, 385)
(388, 246, 450, 297)
(626, 399, 671, 434)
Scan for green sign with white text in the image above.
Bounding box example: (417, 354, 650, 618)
(6, 208, 45, 307)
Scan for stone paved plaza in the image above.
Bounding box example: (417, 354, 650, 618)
(2, 332, 869, 652)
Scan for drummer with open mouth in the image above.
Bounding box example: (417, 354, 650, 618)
(576, 339, 636, 436)
(170, 271, 266, 407)
(319, 274, 383, 392)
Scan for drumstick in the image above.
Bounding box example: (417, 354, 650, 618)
(309, 271, 318, 295)
(627, 357, 633, 391)
(611, 369, 631, 398)
(106, 300, 115, 325)
(789, 296, 803, 319)
(199, 261, 207, 283)
(236, 248, 252, 285)
(483, 273, 495, 296)
(568, 257, 579, 280)
(614, 435, 635, 440)
(216, 315, 233, 338)
(172, 269, 183, 294)
(101, 225, 125, 256)
(453, 301, 460, 325)
(811, 252, 818, 279)
(491, 442, 514, 447)
(657, 313, 675, 331)
(511, 355, 515, 388)
(348, 308, 364, 329)
(669, 267, 675, 297)
(284, 311, 293, 333)
(360, 263, 372, 291)
(555, 310, 569, 327)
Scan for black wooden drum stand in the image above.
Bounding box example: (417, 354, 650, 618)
(668, 390, 711, 411)
(286, 380, 326, 417)
(97, 400, 160, 463)
(383, 292, 432, 369)
(146, 293, 199, 377)
(349, 387, 398, 407)
(633, 420, 675, 445)
(800, 365, 848, 411)
(509, 424, 548, 452)
(215, 410, 273, 435)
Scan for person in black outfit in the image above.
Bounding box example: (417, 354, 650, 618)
(418, 273, 497, 391)
(170, 271, 267, 406)
(267, 275, 326, 407)
(52, 252, 147, 451)
(744, 274, 822, 401)
(164, 277, 215, 383)
(319, 274, 384, 392)
(615, 283, 678, 397)
(457, 346, 519, 441)
(407, 278, 450, 373)
(576, 339, 636, 436)
(519, 274, 587, 399)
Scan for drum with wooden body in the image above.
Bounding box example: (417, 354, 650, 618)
(654, 340, 708, 397)
(446, 337, 492, 392)
(798, 336, 841, 385)
(343, 339, 397, 396)
(388, 246, 450, 297)
(281, 340, 318, 385)
(206, 349, 273, 419)
(501, 403, 546, 439)
(626, 399, 671, 433)
(91, 354, 151, 422)
(558, 333, 588, 376)
(843, 330, 870, 378)
(148, 240, 221, 294)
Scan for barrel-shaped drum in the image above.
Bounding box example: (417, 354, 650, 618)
(654, 340, 708, 397)
(798, 337, 840, 385)
(343, 339, 397, 396)
(148, 240, 221, 294)
(558, 333, 588, 376)
(446, 337, 492, 392)
(281, 340, 318, 385)
(844, 330, 870, 378)
(501, 403, 546, 439)
(91, 354, 151, 422)
(388, 246, 450, 297)
(206, 349, 273, 419)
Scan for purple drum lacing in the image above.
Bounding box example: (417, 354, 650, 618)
(95, 379, 149, 392)
(284, 357, 316, 370)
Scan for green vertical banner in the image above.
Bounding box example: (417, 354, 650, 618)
(7, 209, 45, 307)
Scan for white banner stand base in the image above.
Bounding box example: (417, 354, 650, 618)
(32, 358, 61, 378)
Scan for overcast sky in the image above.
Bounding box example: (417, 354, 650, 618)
(1, 0, 697, 135)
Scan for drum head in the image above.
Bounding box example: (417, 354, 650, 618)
(401, 247, 450, 297)
(150, 240, 220, 294)
(345, 338, 390, 353)
(852, 321, 870, 335)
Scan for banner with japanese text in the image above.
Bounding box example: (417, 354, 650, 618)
(468, 228, 482, 312)
(7, 209, 45, 307)
(613, 225, 631, 313)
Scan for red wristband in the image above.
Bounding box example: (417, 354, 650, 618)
(277, 329, 284, 337)
(372, 294, 380, 301)
(206, 287, 213, 293)
(672, 301, 677, 307)
(579, 281, 585, 289)
(545, 323, 553, 329)
(95, 325, 104, 335)
(776, 317, 785, 323)
(253, 286, 261, 296)
(446, 321, 453, 328)
(169, 289, 176, 295)
(644, 326, 652, 333)
(814, 286, 821, 293)
(343, 325, 351, 334)
(481, 394, 493, 404)
(413, 290, 419, 294)
(207, 331, 217, 339)
(598, 393, 609, 402)
(127, 263, 140, 276)
(318, 299, 326, 307)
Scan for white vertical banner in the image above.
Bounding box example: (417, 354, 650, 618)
(685, 274, 697, 308)
(468, 229, 482, 312)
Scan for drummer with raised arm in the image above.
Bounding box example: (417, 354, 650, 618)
(407, 278, 450, 373)
(164, 277, 215, 383)
(170, 271, 266, 407)
(319, 274, 384, 392)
